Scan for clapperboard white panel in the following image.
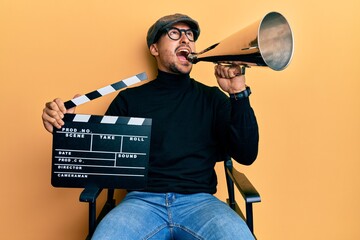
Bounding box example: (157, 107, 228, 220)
(52, 113, 152, 190)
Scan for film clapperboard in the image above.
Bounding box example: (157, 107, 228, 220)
(51, 72, 151, 190)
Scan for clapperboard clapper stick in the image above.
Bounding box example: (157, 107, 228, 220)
(52, 72, 152, 190)
(64, 72, 148, 109)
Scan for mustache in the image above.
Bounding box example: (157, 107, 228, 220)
(175, 44, 192, 52)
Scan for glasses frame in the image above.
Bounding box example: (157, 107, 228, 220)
(164, 27, 198, 42)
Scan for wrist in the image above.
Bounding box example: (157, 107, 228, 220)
(229, 87, 251, 100)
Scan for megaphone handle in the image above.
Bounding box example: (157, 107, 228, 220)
(217, 63, 247, 75)
(231, 64, 247, 75)
(239, 65, 246, 75)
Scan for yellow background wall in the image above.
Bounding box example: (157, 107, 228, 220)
(1, 0, 359, 239)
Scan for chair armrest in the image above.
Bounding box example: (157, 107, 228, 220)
(79, 186, 103, 203)
(226, 167, 261, 203)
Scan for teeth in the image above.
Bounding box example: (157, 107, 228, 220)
(177, 49, 190, 58)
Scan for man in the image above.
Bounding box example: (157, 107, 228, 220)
(42, 13, 259, 239)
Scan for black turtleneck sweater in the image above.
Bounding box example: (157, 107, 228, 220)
(106, 70, 258, 194)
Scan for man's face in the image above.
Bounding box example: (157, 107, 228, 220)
(150, 22, 197, 75)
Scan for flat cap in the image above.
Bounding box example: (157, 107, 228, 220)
(146, 13, 200, 48)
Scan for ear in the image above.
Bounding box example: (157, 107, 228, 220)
(149, 43, 159, 56)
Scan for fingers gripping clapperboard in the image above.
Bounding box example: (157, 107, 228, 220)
(51, 72, 151, 190)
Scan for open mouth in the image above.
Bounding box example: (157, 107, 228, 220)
(176, 48, 190, 62)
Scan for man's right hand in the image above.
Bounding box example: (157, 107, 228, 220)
(42, 96, 78, 133)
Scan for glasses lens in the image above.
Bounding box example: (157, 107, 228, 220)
(167, 28, 181, 40)
(185, 30, 195, 41)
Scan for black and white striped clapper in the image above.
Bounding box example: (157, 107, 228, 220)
(52, 113, 152, 190)
(64, 72, 147, 109)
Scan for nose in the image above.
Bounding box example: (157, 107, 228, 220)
(179, 32, 189, 43)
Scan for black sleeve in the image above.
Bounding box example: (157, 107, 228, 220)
(228, 97, 259, 165)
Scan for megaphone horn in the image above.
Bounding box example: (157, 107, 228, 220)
(187, 12, 294, 71)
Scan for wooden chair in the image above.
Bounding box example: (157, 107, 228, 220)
(80, 156, 261, 239)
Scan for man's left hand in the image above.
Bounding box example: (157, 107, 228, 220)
(214, 64, 246, 94)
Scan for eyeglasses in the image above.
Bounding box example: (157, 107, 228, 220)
(165, 27, 198, 42)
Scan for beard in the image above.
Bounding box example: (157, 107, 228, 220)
(169, 62, 192, 75)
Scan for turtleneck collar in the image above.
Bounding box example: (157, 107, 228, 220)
(153, 70, 191, 89)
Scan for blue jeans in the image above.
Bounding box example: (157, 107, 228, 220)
(91, 191, 255, 240)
